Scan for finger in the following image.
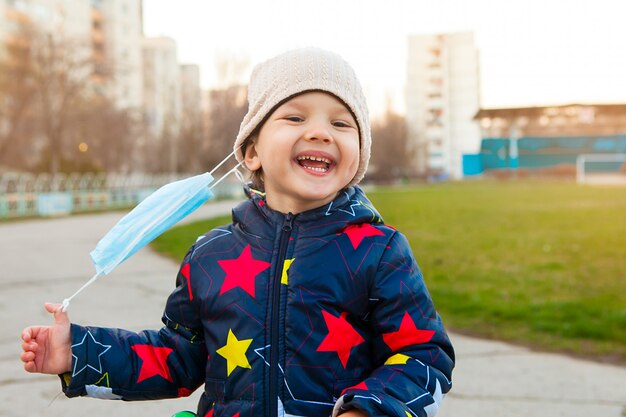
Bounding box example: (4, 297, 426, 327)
(44, 302, 62, 314)
(21, 339, 38, 353)
(20, 350, 35, 363)
(22, 326, 44, 343)
(21, 328, 32, 343)
(44, 302, 70, 325)
(23, 361, 36, 373)
(21, 340, 34, 352)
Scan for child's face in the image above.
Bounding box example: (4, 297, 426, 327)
(244, 91, 360, 214)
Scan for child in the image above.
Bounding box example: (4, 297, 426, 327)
(21, 47, 454, 417)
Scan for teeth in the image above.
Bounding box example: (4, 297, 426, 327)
(296, 155, 332, 173)
(297, 155, 332, 164)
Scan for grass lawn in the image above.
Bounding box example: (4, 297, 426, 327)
(151, 179, 626, 364)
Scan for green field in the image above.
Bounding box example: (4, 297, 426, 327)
(152, 180, 626, 364)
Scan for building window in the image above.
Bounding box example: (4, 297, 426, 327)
(429, 47, 441, 57)
(579, 107, 595, 124)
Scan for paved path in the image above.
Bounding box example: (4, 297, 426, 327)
(1, 201, 624, 417)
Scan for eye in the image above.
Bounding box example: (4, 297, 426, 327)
(285, 116, 304, 122)
(332, 120, 354, 128)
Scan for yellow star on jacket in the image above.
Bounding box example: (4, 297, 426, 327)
(385, 353, 411, 365)
(216, 329, 253, 376)
(281, 258, 295, 285)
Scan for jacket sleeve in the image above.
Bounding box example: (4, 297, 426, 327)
(334, 231, 455, 417)
(62, 247, 207, 400)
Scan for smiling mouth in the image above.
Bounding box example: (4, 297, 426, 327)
(296, 155, 333, 173)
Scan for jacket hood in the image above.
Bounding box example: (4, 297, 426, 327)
(231, 185, 383, 239)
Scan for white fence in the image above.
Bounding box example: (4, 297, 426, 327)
(0, 172, 242, 218)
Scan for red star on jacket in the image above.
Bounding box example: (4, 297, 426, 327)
(204, 407, 239, 417)
(341, 381, 369, 396)
(342, 223, 385, 249)
(317, 310, 365, 368)
(180, 263, 193, 300)
(131, 344, 174, 383)
(178, 387, 193, 397)
(382, 311, 436, 352)
(218, 245, 270, 298)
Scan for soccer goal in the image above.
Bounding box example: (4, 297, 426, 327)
(576, 153, 626, 185)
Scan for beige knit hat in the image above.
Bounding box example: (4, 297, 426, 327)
(234, 47, 371, 186)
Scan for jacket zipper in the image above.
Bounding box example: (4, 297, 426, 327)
(269, 212, 294, 417)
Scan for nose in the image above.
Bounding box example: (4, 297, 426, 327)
(303, 120, 333, 144)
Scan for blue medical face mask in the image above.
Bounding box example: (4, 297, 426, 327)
(90, 172, 215, 276)
(60, 151, 243, 311)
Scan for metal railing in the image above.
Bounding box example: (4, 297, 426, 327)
(0, 172, 243, 218)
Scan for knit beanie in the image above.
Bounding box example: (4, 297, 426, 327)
(233, 47, 371, 186)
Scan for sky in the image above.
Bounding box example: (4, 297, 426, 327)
(143, 0, 626, 116)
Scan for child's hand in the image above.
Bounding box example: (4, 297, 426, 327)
(20, 303, 72, 375)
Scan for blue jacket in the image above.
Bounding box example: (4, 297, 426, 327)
(63, 186, 454, 417)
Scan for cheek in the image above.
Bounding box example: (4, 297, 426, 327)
(257, 150, 288, 176)
(345, 142, 361, 172)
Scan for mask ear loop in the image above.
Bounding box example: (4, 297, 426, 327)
(209, 148, 239, 176)
(234, 168, 246, 185)
(208, 146, 246, 189)
(209, 161, 244, 190)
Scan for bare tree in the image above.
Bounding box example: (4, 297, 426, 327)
(369, 102, 413, 183)
(74, 95, 139, 172)
(178, 107, 205, 173)
(28, 30, 96, 174)
(177, 65, 205, 173)
(202, 53, 250, 171)
(202, 85, 248, 169)
(0, 22, 141, 175)
(0, 21, 38, 170)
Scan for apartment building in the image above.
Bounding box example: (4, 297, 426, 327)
(0, 0, 91, 37)
(142, 36, 181, 140)
(0, 0, 143, 109)
(1, 0, 207, 173)
(0, 0, 91, 65)
(93, 0, 143, 109)
(406, 32, 481, 179)
(180, 63, 202, 116)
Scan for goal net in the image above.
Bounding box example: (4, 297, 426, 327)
(576, 154, 626, 185)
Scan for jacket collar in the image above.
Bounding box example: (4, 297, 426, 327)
(232, 185, 383, 238)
